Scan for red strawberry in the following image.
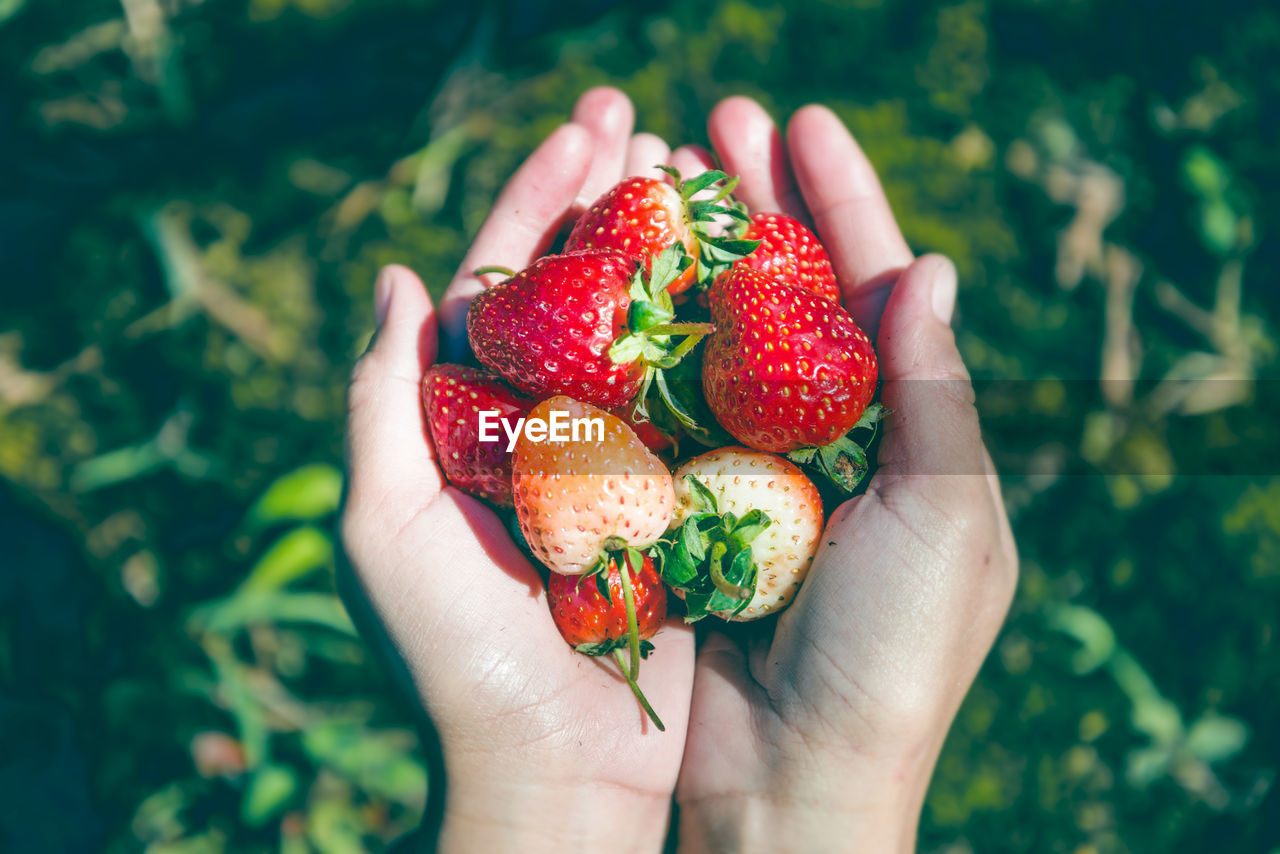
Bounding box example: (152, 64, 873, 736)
(512, 396, 675, 575)
(735, 212, 841, 303)
(565, 177, 698, 295)
(548, 553, 667, 651)
(564, 169, 759, 296)
(701, 267, 881, 491)
(421, 364, 535, 506)
(662, 448, 823, 621)
(467, 248, 712, 410)
(611, 404, 672, 453)
(547, 551, 669, 731)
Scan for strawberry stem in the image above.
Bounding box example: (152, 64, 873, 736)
(611, 648, 665, 732)
(472, 265, 516, 278)
(643, 322, 715, 337)
(616, 553, 642, 682)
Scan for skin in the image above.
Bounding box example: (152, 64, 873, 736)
(339, 87, 1017, 853)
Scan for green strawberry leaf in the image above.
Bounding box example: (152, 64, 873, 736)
(575, 640, 623, 656)
(680, 169, 731, 198)
(726, 546, 758, 592)
(787, 403, 889, 494)
(707, 587, 745, 615)
(727, 509, 771, 552)
(609, 334, 645, 365)
(787, 447, 818, 465)
(681, 590, 713, 623)
(680, 512, 711, 562)
(663, 540, 698, 586)
(647, 244, 692, 302)
(684, 474, 719, 513)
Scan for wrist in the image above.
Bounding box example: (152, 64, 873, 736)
(676, 753, 931, 854)
(677, 792, 918, 854)
(434, 772, 672, 854)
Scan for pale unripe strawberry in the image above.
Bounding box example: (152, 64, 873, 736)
(513, 396, 675, 575)
(669, 447, 823, 620)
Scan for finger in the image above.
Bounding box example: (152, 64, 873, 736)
(786, 105, 914, 331)
(438, 123, 594, 350)
(345, 265, 444, 523)
(708, 96, 806, 218)
(874, 254, 987, 478)
(623, 132, 671, 180)
(570, 86, 635, 212)
(666, 144, 716, 183)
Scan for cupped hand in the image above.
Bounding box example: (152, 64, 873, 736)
(673, 98, 1019, 852)
(338, 88, 697, 854)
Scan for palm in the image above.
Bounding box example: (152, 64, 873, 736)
(389, 487, 695, 788)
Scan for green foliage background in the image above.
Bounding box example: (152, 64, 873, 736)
(1, 0, 1277, 851)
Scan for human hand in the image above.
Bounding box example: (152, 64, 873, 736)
(338, 88, 699, 854)
(672, 98, 1018, 852)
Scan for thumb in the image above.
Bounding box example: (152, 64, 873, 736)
(344, 265, 444, 518)
(874, 254, 986, 477)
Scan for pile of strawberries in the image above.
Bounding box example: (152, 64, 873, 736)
(421, 169, 883, 729)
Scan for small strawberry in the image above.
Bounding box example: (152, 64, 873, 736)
(701, 266, 882, 492)
(735, 212, 841, 303)
(658, 447, 823, 621)
(548, 553, 668, 652)
(421, 364, 535, 506)
(611, 404, 672, 453)
(512, 396, 675, 576)
(548, 551, 669, 730)
(467, 246, 712, 411)
(564, 169, 760, 296)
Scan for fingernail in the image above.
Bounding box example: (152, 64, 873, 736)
(374, 267, 394, 327)
(931, 258, 957, 324)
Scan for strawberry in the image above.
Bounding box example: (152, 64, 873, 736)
(467, 246, 712, 411)
(701, 266, 882, 492)
(512, 396, 675, 576)
(611, 404, 672, 453)
(421, 364, 535, 506)
(564, 169, 760, 296)
(735, 212, 841, 303)
(658, 447, 823, 621)
(547, 551, 669, 731)
(548, 552, 667, 652)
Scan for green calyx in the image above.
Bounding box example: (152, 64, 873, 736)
(609, 243, 714, 369)
(787, 403, 888, 494)
(654, 474, 772, 622)
(658, 165, 761, 288)
(610, 243, 722, 447)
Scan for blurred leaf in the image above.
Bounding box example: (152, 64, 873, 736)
(1199, 200, 1238, 255)
(246, 463, 343, 528)
(0, 0, 26, 26)
(193, 591, 356, 636)
(1181, 146, 1230, 199)
(303, 720, 426, 801)
(1126, 745, 1174, 787)
(240, 525, 334, 593)
(241, 763, 298, 826)
(1185, 713, 1249, 763)
(1047, 604, 1116, 673)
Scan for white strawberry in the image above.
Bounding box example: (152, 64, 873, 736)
(512, 396, 675, 576)
(660, 447, 823, 621)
